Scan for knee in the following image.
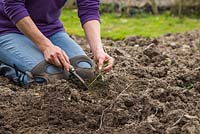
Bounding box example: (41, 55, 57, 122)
(30, 61, 70, 83)
(30, 55, 95, 84)
(69, 55, 95, 80)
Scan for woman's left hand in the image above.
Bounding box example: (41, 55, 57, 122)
(94, 50, 114, 72)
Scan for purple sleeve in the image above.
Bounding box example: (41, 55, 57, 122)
(3, 0, 29, 24)
(77, 0, 100, 25)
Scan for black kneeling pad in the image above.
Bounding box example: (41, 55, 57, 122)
(69, 55, 95, 81)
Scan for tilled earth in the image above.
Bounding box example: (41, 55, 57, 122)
(1, 30, 200, 134)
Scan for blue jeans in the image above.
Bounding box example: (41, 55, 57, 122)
(0, 32, 90, 86)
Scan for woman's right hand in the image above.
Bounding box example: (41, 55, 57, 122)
(15, 16, 70, 71)
(40, 40, 70, 71)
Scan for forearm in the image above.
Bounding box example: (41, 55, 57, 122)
(16, 16, 70, 70)
(83, 20, 114, 71)
(77, 0, 114, 71)
(4, 0, 48, 50)
(83, 20, 104, 54)
(16, 16, 51, 52)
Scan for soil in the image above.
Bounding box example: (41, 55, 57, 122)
(1, 30, 200, 134)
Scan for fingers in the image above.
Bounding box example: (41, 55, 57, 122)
(62, 51, 70, 64)
(45, 47, 70, 70)
(96, 54, 114, 72)
(61, 51, 70, 71)
(57, 52, 70, 71)
(102, 57, 114, 72)
(49, 54, 62, 67)
(98, 57, 104, 71)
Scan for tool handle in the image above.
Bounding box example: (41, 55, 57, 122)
(69, 65, 75, 72)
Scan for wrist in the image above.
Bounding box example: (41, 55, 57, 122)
(37, 38, 53, 52)
(93, 48, 104, 55)
(92, 42, 104, 53)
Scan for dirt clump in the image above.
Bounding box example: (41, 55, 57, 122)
(1, 30, 200, 134)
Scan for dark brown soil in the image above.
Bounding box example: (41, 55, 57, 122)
(1, 30, 200, 134)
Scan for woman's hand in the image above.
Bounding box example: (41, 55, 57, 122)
(41, 41, 70, 71)
(94, 50, 114, 72)
(40, 40, 70, 71)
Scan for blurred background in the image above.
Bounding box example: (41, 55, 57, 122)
(61, 0, 200, 40)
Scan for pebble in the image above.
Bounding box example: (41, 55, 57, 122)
(69, 88, 81, 102)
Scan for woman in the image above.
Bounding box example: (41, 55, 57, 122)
(0, 0, 114, 87)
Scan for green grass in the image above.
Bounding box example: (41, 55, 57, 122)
(60, 9, 200, 40)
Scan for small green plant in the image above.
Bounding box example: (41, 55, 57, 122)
(197, 40, 200, 50)
(88, 72, 104, 88)
(88, 62, 109, 88)
(184, 83, 194, 90)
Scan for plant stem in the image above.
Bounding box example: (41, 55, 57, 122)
(88, 72, 103, 88)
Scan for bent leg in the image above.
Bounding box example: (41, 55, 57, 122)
(0, 33, 44, 72)
(0, 32, 95, 87)
(0, 33, 63, 86)
(49, 32, 92, 68)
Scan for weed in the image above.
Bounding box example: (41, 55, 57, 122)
(197, 40, 200, 50)
(88, 62, 109, 88)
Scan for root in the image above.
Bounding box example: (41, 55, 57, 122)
(172, 114, 184, 127)
(96, 83, 133, 131)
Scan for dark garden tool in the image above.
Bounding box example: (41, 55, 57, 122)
(69, 65, 89, 90)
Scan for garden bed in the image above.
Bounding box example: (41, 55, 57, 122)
(0, 30, 200, 133)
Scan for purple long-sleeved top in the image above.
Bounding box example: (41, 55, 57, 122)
(0, 0, 100, 37)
